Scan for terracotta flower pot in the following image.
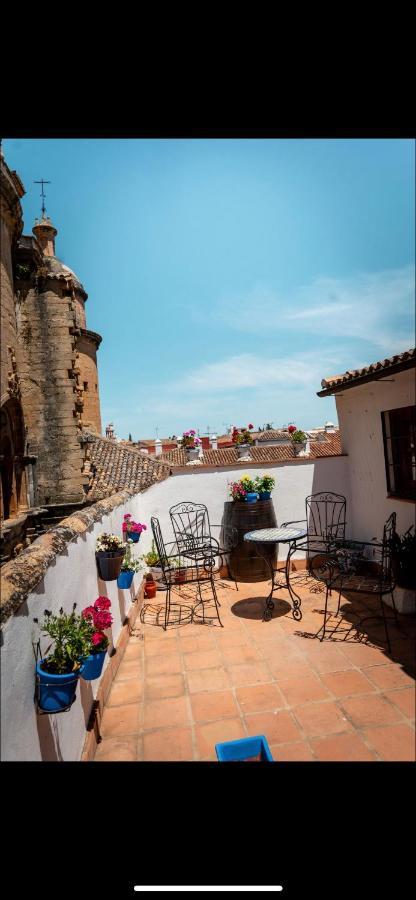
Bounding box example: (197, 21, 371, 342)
(144, 577, 157, 599)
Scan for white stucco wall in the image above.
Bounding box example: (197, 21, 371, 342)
(335, 369, 415, 541)
(1, 453, 350, 761)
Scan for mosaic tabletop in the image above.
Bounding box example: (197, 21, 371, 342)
(244, 527, 307, 543)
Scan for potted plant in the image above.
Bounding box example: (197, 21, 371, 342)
(122, 514, 147, 543)
(140, 540, 164, 583)
(390, 527, 416, 589)
(254, 474, 276, 500)
(290, 429, 308, 456)
(144, 572, 157, 599)
(33, 605, 90, 712)
(240, 474, 258, 503)
(232, 424, 254, 458)
(229, 480, 247, 502)
(117, 540, 142, 588)
(182, 429, 202, 460)
(170, 556, 187, 583)
(80, 597, 113, 681)
(96, 533, 125, 581)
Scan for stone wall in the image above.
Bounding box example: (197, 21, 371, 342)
(76, 330, 102, 434)
(16, 278, 85, 505)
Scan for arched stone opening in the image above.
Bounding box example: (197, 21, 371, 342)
(0, 399, 27, 520)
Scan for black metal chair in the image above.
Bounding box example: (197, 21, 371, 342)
(169, 501, 238, 592)
(282, 491, 347, 575)
(320, 512, 399, 652)
(150, 516, 223, 629)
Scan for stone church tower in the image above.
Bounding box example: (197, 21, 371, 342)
(1, 150, 103, 528)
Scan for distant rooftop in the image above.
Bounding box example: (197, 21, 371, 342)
(318, 348, 416, 396)
(160, 432, 343, 468)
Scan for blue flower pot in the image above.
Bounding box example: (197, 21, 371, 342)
(127, 532, 141, 543)
(215, 734, 274, 762)
(80, 651, 106, 681)
(117, 570, 134, 588)
(36, 659, 84, 713)
(245, 492, 258, 503)
(258, 491, 271, 501)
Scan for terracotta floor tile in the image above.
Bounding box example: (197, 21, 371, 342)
(94, 736, 139, 762)
(293, 701, 352, 738)
(236, 683, 286, 714)
(271, 741, 315, 761)
(268, 656, 316, 682)
(337, 642, 392, 668)
(116, 658, 143, 681)
(362, 664, 415, 691)
(215, 630, 251, 649)
(143, 727, 194, 761)
(340, 694, 402, 728)
(311, 732, 376, 761)
(220, 644, 262, 666)
(279, 674, 331, 706)
(100, 702, 142, 738)
(195, 718, 246, 760)
(321, 670, 376, 698)
(190, 690, 238, 723)
(145, 638, 180, 657)
(302, 643, 355, 674)
(143, 626, 178, 641)
(383, 688, 416, 719)
(186, 667, 232, 694)
(183, 649, 223, 671)
(256, 639, 302, 661)
(146, 653, 183, 677)
(244, 710, 302, 745)
(179, 633, 216, 654)
(143, 696, 190, 731)
(145, 674, 185, 701)
(363, 724, 416, 761)
(227, 661, 273, 687)
(107, 678, 143, 707)
(122, 642, 144, 661)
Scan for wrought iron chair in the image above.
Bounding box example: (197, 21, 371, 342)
(320, 512, 399, 652)
(150, 516, 223, 628)
(169, 501, 239, 592)
(282, 491, 347, 576)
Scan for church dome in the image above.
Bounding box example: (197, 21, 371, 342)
(43, 255, 87, 296)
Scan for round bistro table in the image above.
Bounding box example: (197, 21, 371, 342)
(244, 526, 308, 621)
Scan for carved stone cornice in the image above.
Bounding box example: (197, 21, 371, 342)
(78, 328, 103, 349)
(1, 158, 25, 242)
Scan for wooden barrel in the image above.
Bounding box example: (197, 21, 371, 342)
(223, 500, 277, 582)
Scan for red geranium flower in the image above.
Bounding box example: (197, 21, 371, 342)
(92, 631, 106, 646)
(94, 596, 111, 610)
(248, 424, 253, 429)
(288, 424, 296, 434)
(93, 610, 113, 630)
(81, 606, 95, 620)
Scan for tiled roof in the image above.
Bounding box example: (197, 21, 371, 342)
(254, 430, 289, 442)
(82, 432, 171, 500)
(318, 348, 416, 396)
(159, 433, 343, 468)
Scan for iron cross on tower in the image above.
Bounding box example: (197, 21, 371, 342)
(34, 178, 51, 218)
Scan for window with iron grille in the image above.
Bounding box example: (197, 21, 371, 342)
(381, 405, 416, 500)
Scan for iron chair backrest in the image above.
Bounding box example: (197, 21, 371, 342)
(381, 511, 397, 582)
(150, 517, 172, 578)
(169, 501, 212, 555)
(306, 492, 346, 543)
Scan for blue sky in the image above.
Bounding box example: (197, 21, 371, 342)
(4, 138, 415, 439)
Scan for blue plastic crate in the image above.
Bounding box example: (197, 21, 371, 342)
(215, 734, 274, 762)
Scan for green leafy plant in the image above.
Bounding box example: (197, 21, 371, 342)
(390, 526, 416, 589)
(120, 540, 143, 573)
(254, 474, 276, 493)
(240, 474, 256, 493)
(140, 540, 160, 568)
(290, 430, 307, 443)
(96, 533, 124, 552)
(34, 604, 92, 674)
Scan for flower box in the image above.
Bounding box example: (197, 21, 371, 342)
(215, 734, 273, 762)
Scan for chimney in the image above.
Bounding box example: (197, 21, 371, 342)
(210, 434, 218, 450)
(324, 421, 335, 433)
(32, 216, 57, 257)
(155, 438, 162, 456)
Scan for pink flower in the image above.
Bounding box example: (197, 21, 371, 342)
(82, 606, 95, 620)
(92, 631, 106, 646)
(94, 596, 111, 610)
(124, 514, 132, 519)
(248, 423, 254, 429)
(93, 610, 113, 630)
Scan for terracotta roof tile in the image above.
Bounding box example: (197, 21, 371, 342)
(160, 433, 343, 468)
(81, 431, 170, 500)
(319, 348, 416, 395)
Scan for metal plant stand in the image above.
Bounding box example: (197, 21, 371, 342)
(244, 527, 307, 621)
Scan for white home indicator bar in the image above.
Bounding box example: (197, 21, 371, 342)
(134, 887, 283, 892)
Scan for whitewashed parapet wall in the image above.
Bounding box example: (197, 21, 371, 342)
(1, 454, 350, 761)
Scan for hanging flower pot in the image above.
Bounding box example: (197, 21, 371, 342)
(36, 659, 84, 713)
(122, 515, 147, 543)
(96, 534, 125, 581)
(128, 532, 141, 543)
(80, 650, 107, 681)
(117, 569, 134, 589)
